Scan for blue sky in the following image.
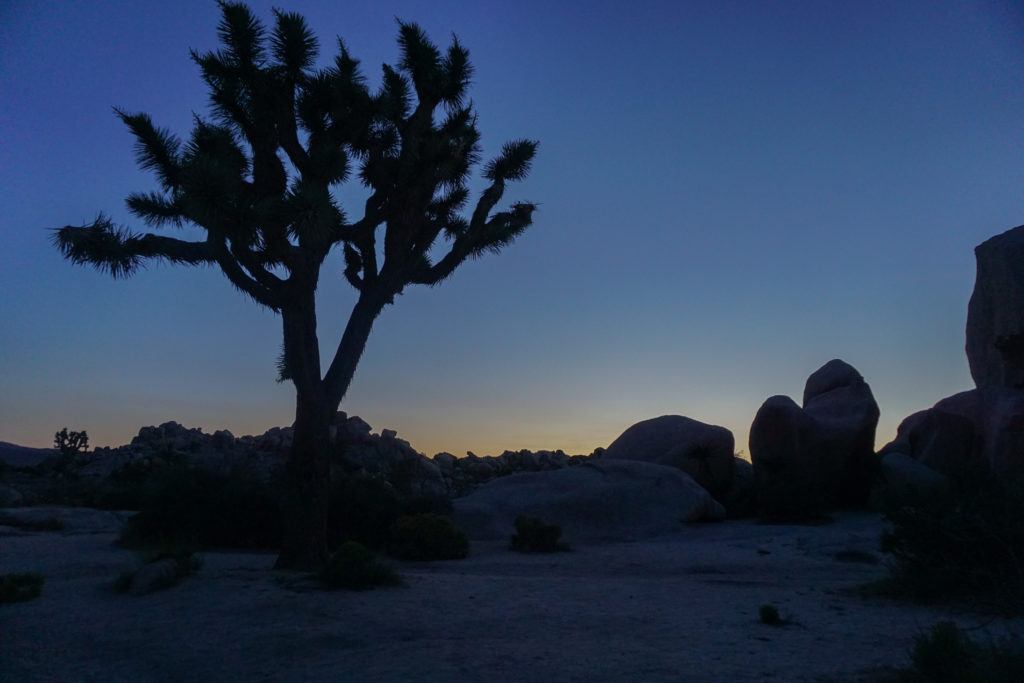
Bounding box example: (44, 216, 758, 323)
(2, 0, 1022, 457)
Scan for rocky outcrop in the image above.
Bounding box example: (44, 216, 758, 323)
(5, 414, 602, 506)
(966, 224, 1024, 389)
(750, 359, 880, 516)
(878, 388, 1024, 485)
(603, 415, 735, 499)
(875, 452, 951, 507)
(453, 459, 725, 543)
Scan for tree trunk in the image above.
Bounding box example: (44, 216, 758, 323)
(275, 389, 332, 570)
(274, 287, 389, 570)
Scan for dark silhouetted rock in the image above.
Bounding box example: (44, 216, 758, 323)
(966, 225, 1024, 389)
(932, 388, 1024, 477)
(604, 415, 735, 498)
(878, 407, 977, 477)
(453, 459, 725, 543)
(749, 360, 880, 517)
(874, 452, 951, 509)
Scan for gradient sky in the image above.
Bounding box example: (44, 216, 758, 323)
(2, 0, 1023, 457)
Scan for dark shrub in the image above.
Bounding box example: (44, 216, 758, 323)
(759, 604, 786, 626)
(0, 572, 44, 604)
(119, 466, 282, 550)
(0, 512, 64, 532)
(328, 475, 403, 549)
(510, 515, 566, 553)
(320, 541, 401, 590)
(401, 492, 453, 517)
(388, 513, 469, 561)
(892, 620, 1024, 682)
(880, 469, 1024, 612)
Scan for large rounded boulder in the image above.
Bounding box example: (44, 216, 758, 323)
(452, 459, 725, 544)
(603, 415, 735, 499)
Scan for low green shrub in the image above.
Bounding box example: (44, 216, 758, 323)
(119, 466, 282, 550)
(510, 516, 567, 553)
(320, 541, 401, 590)
(879, 470, 1024, 612)
(388, 513, 469, 561)
(890, 620, 1024, 682)
(0, 572, 44, 604)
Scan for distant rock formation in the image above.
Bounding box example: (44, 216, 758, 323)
(0, 415, 599, 507)
(966, 224, 1024, 389)
(603, 415, 735, 499)
(750, 359, 879, 517)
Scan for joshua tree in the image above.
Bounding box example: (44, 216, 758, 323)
(52, 2, 538, 569)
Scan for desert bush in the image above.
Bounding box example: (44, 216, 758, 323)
(388, 513, 469, 561)
(327, 475, 451, 549)
(328, 475, 403, 549)
(320, 541, 401, 590)
(879, 470, 1024, 612)
(119, 466, 282, 550)
(0, 572, 44, 604)
(510, 515, 567, 553)
(889, 620, 1024, 682)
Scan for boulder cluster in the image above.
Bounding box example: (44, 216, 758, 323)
(875, 225, 1024, 504)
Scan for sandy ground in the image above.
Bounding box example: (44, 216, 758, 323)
(2, 508, 1022, 682)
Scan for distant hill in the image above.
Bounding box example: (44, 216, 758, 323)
(0, 442, 57, 468)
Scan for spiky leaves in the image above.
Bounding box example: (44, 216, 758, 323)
(485, 139, 538, 182)
(271, 9, 319, 78)
(52, 214, 214, 279)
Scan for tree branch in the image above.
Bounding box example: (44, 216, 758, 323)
(52, 215, 215, 279)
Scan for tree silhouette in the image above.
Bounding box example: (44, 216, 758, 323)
(52, 1, 538, 569)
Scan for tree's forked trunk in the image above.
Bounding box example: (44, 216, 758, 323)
(274, 289, 388, 570)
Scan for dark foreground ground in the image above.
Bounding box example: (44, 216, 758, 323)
(2, 508, 1021, 682)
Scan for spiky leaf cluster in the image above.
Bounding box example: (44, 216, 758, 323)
(53, 1, 538, 313)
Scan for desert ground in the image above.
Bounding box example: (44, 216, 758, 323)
(4, 508, 1023, 682)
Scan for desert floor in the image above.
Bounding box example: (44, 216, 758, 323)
(2, 508, 1022, 682)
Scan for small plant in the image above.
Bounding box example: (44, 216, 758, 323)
(891, 620, 1024, 682)
(759, 604, 787, 626)
(389, 513, 470, 561)
(320, 541, 402, 590)
(0, 572, 44, 604)
(54, 427, 89, 457)
(510, 515, 567, 553)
